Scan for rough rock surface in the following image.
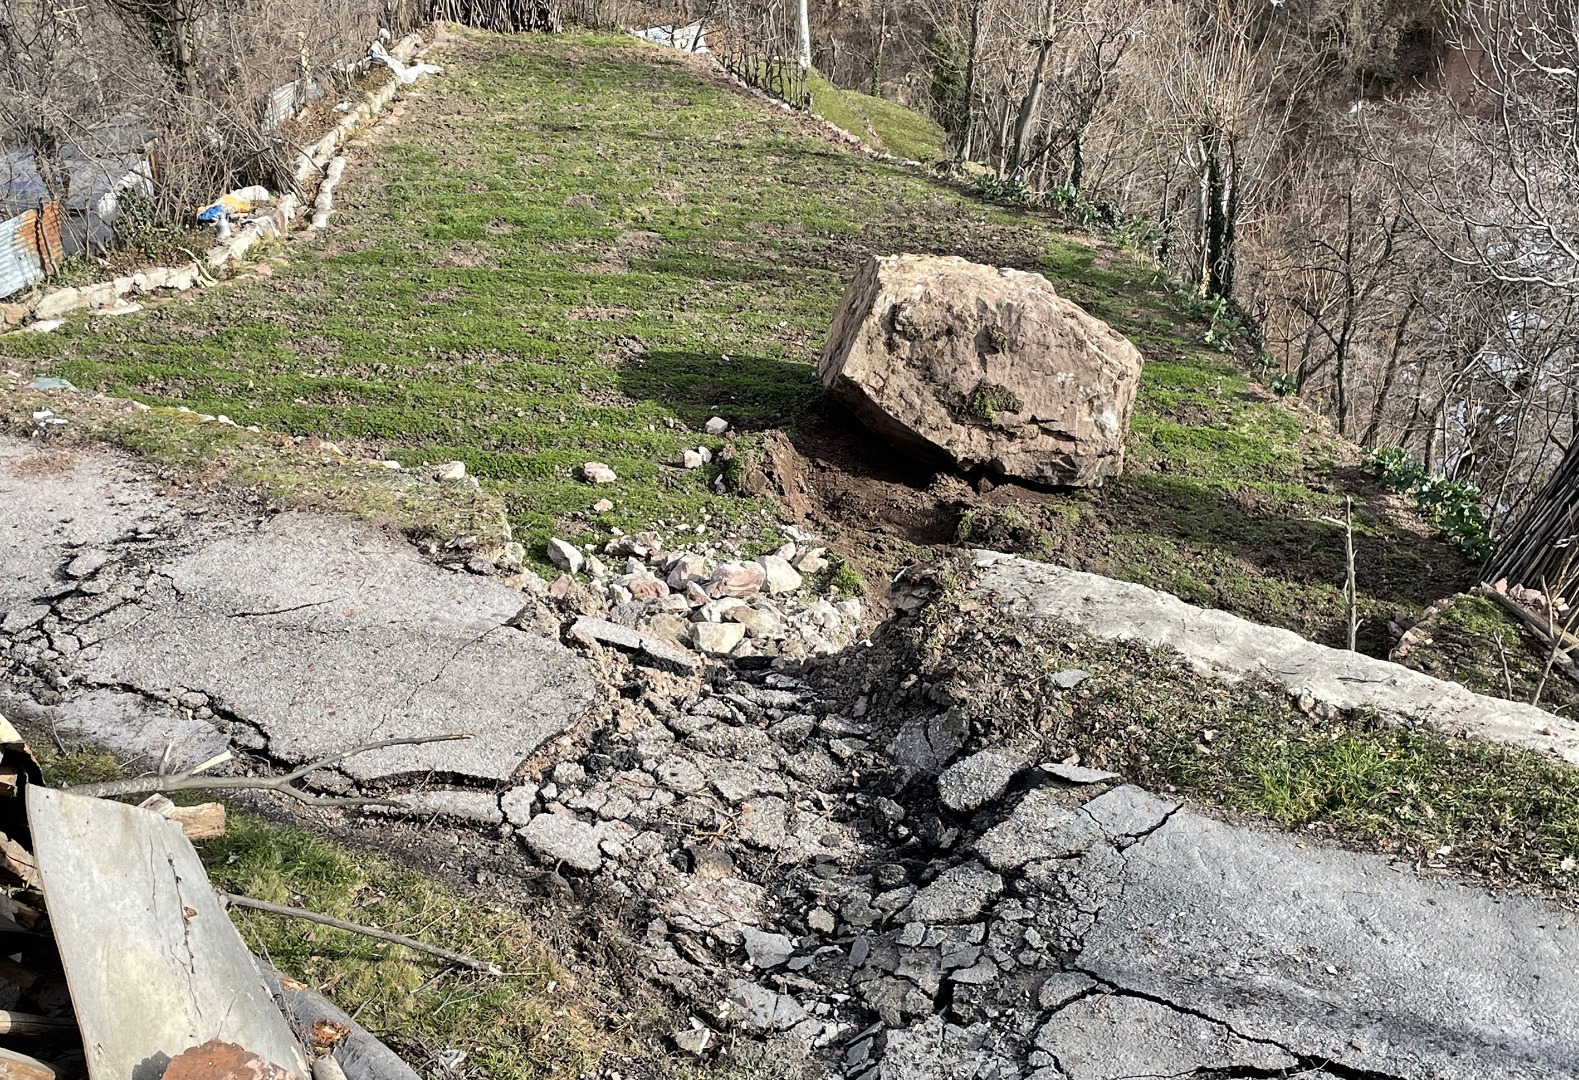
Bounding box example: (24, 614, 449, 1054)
(818, 255, 1144, 486)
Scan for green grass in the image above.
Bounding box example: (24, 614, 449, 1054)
(206, 815, 624, 1080)
(806, 73, 945, 161)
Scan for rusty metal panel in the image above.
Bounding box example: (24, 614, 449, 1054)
(0, 204, 62, 300)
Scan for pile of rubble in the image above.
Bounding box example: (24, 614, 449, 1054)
(541, 524, 864, 662)
(492, 608, 1148, 1079)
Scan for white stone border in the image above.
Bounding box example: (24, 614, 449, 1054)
(2, 31, 438, 333)
(972, 550, 1579, 766)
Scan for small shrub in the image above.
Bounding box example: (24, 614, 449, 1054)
(1270, 371, 1297, 396)
(955, 504, 1048, 554)
(1364, 447, 1490, 558)
(827, 558, 868, 599)
(965, 381, 1021, 424)
(972, 174, 1032, 205)
(114, 190, 189, 259)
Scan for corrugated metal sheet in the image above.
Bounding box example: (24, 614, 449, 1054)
(0, 202, 63, 300)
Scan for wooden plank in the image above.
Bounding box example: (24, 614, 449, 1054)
(0, 1046, 56, 1080)
(26, 787, 309, 1080)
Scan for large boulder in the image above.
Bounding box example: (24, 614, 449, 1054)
(818, 254, 1144, 486)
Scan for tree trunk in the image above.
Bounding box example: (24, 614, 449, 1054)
(871, 0, 888, 96)
(796, 0, 812, 70)
(958, 0, 983, 161)
(1009, 40, 1052, 180)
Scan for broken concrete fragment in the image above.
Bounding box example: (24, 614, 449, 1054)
(1035, 994, 1296, 1080)
(902, 863, 1002, 923)
(740, 927, 794, 969)
(1037, 970, 1096, 1010)
(725, 980, 807, 1032)
(1041, 762, 1119, 784)
(519, 813, 603, 872)
(1082, 785, 1178, 838)
(567, 615, 697, 673)
(49, 689, 230, 772)
(499, 783, 538, 827)
(976, 789, 1101, 869)
(374, 790, 503, 825)
(67, 514, 596, 784)
(64, 549, 111, 578)
(937, 749, 1019, 812)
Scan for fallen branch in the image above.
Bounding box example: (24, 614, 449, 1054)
(217, 892, 502, 975)
(64, 734, 473, 807)
(1476, 585, 1579, 689)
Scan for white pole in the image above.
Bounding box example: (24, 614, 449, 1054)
(796, 0, 812, 69)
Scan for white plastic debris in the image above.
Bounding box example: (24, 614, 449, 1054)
(371, 42, 442, 84)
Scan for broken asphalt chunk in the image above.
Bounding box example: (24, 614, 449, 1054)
(567, 616, 698, 674)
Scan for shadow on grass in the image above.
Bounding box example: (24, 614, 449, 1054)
(616, 348, 822, 430)
(1103, 471, 1470, 610)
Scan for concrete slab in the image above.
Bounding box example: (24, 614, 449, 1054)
(974, 551, 1579, 764)
(1072, 807, 1579, 1079)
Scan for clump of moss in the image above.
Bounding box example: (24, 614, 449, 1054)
(965, 381, 1022, 425)
(955, 504, 1048, 555)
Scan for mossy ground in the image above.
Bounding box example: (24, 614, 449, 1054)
(805, 73, 945, 161)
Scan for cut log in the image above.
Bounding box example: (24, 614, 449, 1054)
(139, 797, 227, 841)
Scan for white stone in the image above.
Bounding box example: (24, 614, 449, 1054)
(705, 416, 730, 435)
(757, 554, 803, 595)
(437, 460, 467, 481)
(682, 449, 705, 469)
(582, 461, 618, 484)
(693, 622, 747, 654)
(547, 537, 585, 573)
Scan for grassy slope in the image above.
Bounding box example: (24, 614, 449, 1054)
(0, 31, 1477, 651)
(806, 73, 945, 160)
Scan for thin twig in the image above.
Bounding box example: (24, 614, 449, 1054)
(64, 734, 472, 805)
(1495, 631, 1515, 698)
(217, 892, 502, 975)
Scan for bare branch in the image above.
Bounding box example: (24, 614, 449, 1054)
(64, 733, 473, 804)
(217, 891, 503, 975)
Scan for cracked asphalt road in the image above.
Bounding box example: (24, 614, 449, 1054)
(0, 435, 595, 784)
(4, 435, 1578, 1080)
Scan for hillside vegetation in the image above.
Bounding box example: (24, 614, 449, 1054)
(0, 30, 1530, 671)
